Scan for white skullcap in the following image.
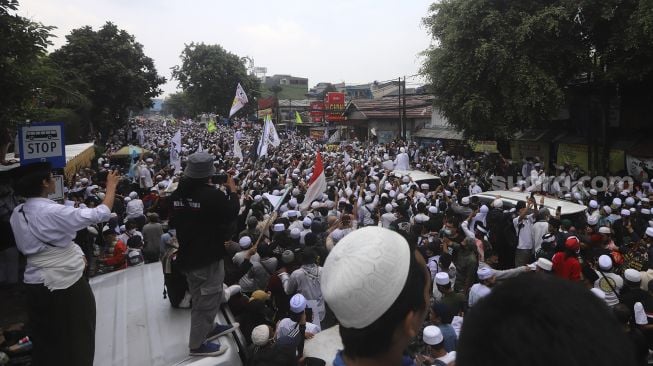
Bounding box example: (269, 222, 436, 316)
(292, 188, 300, 196)
(612, 198, 622, 207)
(389, 190, 396, 198)
(598, 255, 612, 270)
(287, 210, 298, 217)
(288, 198, 297, 208)
(492, 199, 503, 208)
(589, 189, 598, 196)
(384, 183, 393, 191)
(290, 293, 307, 313)
(642, 209, 651, 215)
(369, 183, 377, 192)
(145, 158, 153, 163)
(303, 217, 312, 227)
(564, 193, 572, 199)
(603, 206, 612, 215)
(461, 197, 470, 205)
(421, 183, 429, 190)
(365, 195, 373, 203)
(400, 147, 406, 153)
(646, 227, 653, 238)
(435, 272, 450, 286)
(625, 268, 642, 283)
(587, 216, 598, 226)
(598, 226, 611, 234)
(423, 325, 443, 346)
(402, 176, 410, 183)
(428, 206, 438, 214)
(251, 325, 271, 346)
(536, 258, 553, 271)
(254, 195, 262, 202)
(129, 191, 138, 199)
(119, 225, 126, 232)
(590, 287, 606, 301)
(272, 223, 285, 232)
(311, 201, 321, 209)
(124, 197, 131, 203)
(397, 193, 406, 200)
(621, 209, 630, 216)
(477, 267, 495, 280)
(239, 236, 252, 249)
(634, 302, 648, 325)
(272, 190, 280, 196)
(479, 205, 489, 214)
(589, 200, 598, 209)
(80, 178, 89, 184)
(625, 197, 635, 206)
(321, 227, 411, 329)
(385, 204, 393, 213)
(573, 192, 582, 200)
(414, 213, 429, 223)
(290, 228, 301, 239)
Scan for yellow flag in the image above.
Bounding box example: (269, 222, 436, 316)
(295, 111, 303, 124)
(207, 119, 217, 133)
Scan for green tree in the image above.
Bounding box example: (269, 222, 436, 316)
(422, 0, 653, 145)
(171, 42, 260, 117)
(162, 91, 193, 118)
(50, 22, 165, 139)
(422, 0, 588, 140)
(0, 0, 54, 129)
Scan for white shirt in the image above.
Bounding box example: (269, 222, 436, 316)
(436, 351, 457, 365)
(394, 153, 410, 170)
(513, 214, 535, 250)
(468, 283, 492, 307)
(126, 199, 144, 219)
(275, 318, 321, 339)
(380, 212, 396, 228)
(10, 198, 111, 284)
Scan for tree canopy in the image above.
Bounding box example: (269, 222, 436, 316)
(422, 0, 653, 140)
(50, 22, 165, 137)
(171, 43, 259, 117)
(0, 0, 54, 129)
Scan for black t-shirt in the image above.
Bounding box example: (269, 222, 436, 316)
(169, 183, 240, 271)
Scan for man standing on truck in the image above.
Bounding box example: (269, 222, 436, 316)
(169, 152, 240, 356)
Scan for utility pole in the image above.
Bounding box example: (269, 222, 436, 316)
(402, 76, 407, 141)
(399, 77, 403, 140)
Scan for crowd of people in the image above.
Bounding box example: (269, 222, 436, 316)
(3, 116, 653, 365)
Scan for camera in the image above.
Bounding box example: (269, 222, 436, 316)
(211, 173, 227, 185)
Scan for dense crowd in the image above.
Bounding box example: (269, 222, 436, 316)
(3, 116, 653, 365)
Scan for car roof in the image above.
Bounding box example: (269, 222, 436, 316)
(471, 190, 588, 216)
(392, 170, 441, 182)
(91, 263, 244, 366)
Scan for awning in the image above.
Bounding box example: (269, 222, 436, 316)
(111, 146, 151, 158)
(412, 127, 464, 140)
(64, 143, 95, 181)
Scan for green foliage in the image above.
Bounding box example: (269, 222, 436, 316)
(422, 0, 653, 139)
(0, 0, 54, 129)
(162, 91, 193, 118)
(50, 22, 165, 136)
(171, 42, 260, 117)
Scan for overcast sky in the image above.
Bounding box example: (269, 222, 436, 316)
(19, 0, 434, 97)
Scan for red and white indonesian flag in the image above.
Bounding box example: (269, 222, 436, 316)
(300, 151, 327, 210)
(229, 83, 248, 117)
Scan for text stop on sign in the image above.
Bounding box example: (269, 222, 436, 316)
(18, 122, 66, 168)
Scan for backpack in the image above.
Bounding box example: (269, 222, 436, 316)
(162, 248, 188, 308)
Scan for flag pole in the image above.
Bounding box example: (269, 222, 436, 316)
(252, 185, 293, 248)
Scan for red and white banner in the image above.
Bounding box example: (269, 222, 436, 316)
(300, 151, 327, 210)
